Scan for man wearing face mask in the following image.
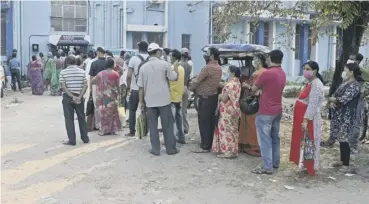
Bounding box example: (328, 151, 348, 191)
(189, 47, 222, 153)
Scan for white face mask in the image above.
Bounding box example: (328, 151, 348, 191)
(252, 60, 258, 68)
(347, 59, 356, 64)
(341, 71, 348, 80)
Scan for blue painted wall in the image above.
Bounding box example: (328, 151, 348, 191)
(274, 22, 292, 76)
(5, 2, 13, 59)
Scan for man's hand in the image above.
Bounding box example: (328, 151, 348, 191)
(72, 96, 81, 104)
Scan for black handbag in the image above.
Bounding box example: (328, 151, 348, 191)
(86, 94, 94, 116)
(240, 91, 259, 115)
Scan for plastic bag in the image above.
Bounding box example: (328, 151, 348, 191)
(135, 104, 148, 139)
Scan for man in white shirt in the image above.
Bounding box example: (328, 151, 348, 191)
(120, 52, 131, 108)
(126, 41, 149, 136)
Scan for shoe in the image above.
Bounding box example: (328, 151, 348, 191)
(125, 132, 135, 137)
(184, 131, 189, 134)
(167, 148, 180, 155)
(82, 138, 90, 144)
(149, 149, 160, 156)
(177, 139, 186, 144)
(339, 166, 353, 174)
(63, 141, 76, 146)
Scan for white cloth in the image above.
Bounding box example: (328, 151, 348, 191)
(92, 84, 100, 129)
(188, 60, 194, 77)
(85, 58, 97, 78)
(120, 62, 128, 86)
(84, 77, 91, 112)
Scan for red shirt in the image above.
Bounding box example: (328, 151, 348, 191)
(254, 66, 286, 115)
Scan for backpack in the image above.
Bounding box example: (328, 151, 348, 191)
(135, 55, 150, 83)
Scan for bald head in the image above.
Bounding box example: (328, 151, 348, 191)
(65, 55, 76, 66)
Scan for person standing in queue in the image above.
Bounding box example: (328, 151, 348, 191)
(180, 48, 192, 135)
(126, 41, 149, 136)
(59, 55, 89, 146)
(137, 43, 180, 156)
(89, 47, 107, 130)
(190, 47, 222, 153)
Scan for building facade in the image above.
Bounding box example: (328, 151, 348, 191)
(225, 18, 369, 80)
(5, 0, 211, 76)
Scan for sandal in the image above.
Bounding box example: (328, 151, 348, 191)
(320, 140, 335, 147)
(245, 149, 261, 157)
(217, 152, 237, 159)
(331, 161, 343, 168)
(191, 147, 210, 153)
(251, 167, 273, 175)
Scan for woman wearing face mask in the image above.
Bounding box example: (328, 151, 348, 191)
(289, 61, 325, 176)
(328, 63, 362, 173)
(239, 54, 268, 156)
(212, 65, 241, 158)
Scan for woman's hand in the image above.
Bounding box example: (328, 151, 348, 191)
(327, 102, 336, 109)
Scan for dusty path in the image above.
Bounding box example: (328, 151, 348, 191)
(1, 91, 369, 204)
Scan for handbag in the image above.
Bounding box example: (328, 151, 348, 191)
(86, 94, 94, 116)
(302, 129, 315, 160)
(240, 90, 259, 115)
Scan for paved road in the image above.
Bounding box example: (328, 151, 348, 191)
(1, 91, 369, 204)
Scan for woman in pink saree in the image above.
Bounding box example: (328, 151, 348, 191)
(28, 55, 44, 95)
(91, 58, 121, 135)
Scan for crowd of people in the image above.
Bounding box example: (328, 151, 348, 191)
(7, 41, 368, 177)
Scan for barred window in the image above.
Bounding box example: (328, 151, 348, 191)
(50, 0, 87, 32)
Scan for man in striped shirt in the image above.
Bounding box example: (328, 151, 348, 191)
(59, 55, 89, 146)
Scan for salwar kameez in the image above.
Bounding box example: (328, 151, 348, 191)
(212, 78, 241, 156)
(290, 78, 324, 175)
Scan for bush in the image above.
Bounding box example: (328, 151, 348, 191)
(321, 70, 334, 86)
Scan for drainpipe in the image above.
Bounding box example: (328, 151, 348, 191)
(123, 0, 127, 48)
(164, 0, 169, 47)
(19, 0, 24, 76)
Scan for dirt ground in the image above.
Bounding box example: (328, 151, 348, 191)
(1, 89, 369, 204)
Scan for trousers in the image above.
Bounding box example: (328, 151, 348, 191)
(197, 94, 218, 150)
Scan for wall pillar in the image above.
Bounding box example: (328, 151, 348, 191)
(299, 24, 309, 75)
(257, 22, 264, 45)
(5, 2, 13, 57)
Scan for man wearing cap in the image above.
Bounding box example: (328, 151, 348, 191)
(89, 47, 107, 130)
(180, 48, 192, 134)
(137, 43, 180, 156)
(126, 41, 149, 136)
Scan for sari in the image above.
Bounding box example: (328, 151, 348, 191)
(95, 70, 121, 134)
(239, 68, 267, 156)
(27, 60, 44, 95)
(50, 58, 63, 96)
(290, 78, 324, 175)
(212, 77, 241, 156)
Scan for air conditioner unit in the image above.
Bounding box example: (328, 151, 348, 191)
(149, 0, 164, 4)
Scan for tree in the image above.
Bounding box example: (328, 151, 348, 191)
(213, 1, 369, 93)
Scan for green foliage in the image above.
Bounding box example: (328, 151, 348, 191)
(321, 70, 335, 86)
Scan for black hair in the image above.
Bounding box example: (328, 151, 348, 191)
(268, 50, 284, 64)
(188, 56, 191, 60)
(39, 52, 44, 57)
(356, 53, 364, 63)
(76, 58, 82, 66)
(56, 52, 61, 59)
(138, 41, 149, 52)
(163, 48, 171, 55)
(255, 53, 268, 68)
(12, 53, 17, 58)
(345, 63, 363, 82)
(209, 47, 221, 65)
(61, 52, 66, 57)
(106, 58, 115, 69)
(302, 61, 325, 84)
(120, 50, 126, 57)
(82, 54, 87, 60)
(149, 49, 159, 56)
(75, 49, 81, 55)
(229, 65, 241, 78)
(171, 49, 181, 61)
(32, 55, 37, 61)
(66, 55, 76, 66)
(88, 51, 94, 58)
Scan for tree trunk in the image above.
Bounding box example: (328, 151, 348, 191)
(329, 16, 366, 96)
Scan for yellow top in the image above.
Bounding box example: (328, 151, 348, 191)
(170, 64, 185, 103)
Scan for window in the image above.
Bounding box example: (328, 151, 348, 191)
(147, 32, 164, 47)
(249, 23, 257, 44)
(181, 34, 191, 50)
(295, 24, 301, 60)
(264, 22, 270, 47)
(50, 0, 88, 32)
(132, 32, 143, 49)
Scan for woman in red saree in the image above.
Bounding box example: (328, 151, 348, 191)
(212, 65, 241, 158)
(91, 58, 121, 136)
(290, 61, 324, 176)
(239, 54, 268, 157)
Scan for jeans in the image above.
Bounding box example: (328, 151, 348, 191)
(147, 104, 177, 154)
(11, 69, 22, 91)
(62, 94, 89, 144)
(255, 113, 282, 171)
(171, 102, 185, 142)
(128, 90, 139, 134)
(182, 86, 189, 133)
